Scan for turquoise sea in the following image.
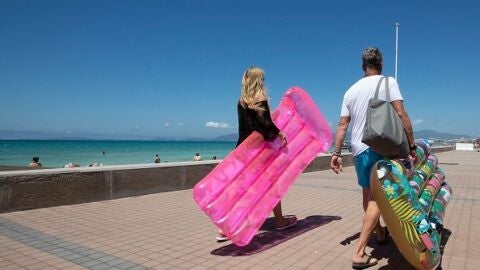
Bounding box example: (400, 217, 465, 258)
(0, 140, 237, 168)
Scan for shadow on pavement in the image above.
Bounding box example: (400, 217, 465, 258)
(211, 215, 341, 256)
(376, 227, 452, 270)
(439, 228, 452, 256)
(340, 232, 360, 246)
(435, 228, 453, 270)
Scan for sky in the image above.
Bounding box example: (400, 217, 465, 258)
(1, 0, 479, 139)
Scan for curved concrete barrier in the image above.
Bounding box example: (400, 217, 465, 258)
(0, 146, 453, 212)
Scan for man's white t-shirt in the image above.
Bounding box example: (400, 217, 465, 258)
(340, 75, 403, 156)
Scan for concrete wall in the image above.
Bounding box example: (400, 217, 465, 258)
(0, 146, 453, 213)
(0, 161, 219, 212)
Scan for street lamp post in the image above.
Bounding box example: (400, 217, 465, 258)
(395, 22, 400, 80)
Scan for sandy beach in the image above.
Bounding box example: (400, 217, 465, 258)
(0, 165, 47, 172)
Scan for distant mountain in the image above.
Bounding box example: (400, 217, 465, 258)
(0, 130, 151, 140)
(0, 130, 240, 141)
(180, 137, 214, 141)
(213, 133, 238, 141)
(150, 136, 228, 141)
(414, 130, 473, 140)
(151, 136, 184, 141)
(333, 130, 473, 142)
(0, 129, 475, 141)
(0, 130, 57, 140)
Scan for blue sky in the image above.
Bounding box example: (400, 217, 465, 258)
(1, 0, 479, 139)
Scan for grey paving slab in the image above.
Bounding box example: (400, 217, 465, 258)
(0, 216, 148, 269)
(0, 150, 478, 270)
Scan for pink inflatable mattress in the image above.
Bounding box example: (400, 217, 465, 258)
(193, 87, 332, 246)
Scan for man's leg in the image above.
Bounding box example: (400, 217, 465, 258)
(362, 188, 385, 242)
(352, 190, 381, 264)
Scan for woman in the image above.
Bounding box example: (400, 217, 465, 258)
(217, 67, 297, 241)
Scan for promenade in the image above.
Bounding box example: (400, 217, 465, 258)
(0, 150, 478, 270)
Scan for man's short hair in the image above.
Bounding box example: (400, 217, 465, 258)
(362, 47, 383, 71)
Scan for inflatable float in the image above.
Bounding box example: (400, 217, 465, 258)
(371, 139, 452, 269)
(193, 87, 332, 246)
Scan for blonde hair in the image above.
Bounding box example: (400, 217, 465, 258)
(239, 67, 268, 111)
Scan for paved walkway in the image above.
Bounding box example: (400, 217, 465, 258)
(0, 150, 478, 270)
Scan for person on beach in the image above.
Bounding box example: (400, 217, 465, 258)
(64, 162, 80, 168)
(216, 66, 297, 242)
(29, 157, 42, 167)
(154, 154, 161, 163)
(193, 152, 202, 161)
(330, 47, 416, 269)
(87, 163, 103, 167)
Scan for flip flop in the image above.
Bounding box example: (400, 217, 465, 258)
(216, 233, 228, 242)
(276, 215, 298, 230)
(352, 255, 378, 269)
(377, 227, 390, 245)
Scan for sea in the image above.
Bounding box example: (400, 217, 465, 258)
(0, 140, 237, 168)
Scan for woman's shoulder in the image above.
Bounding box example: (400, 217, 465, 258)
(239, 100, 268, 110)
(256, 100, 269, 110)
(251, 100, 268, 107)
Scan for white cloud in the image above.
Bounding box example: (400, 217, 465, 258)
(412, 119, 424, 126)
(164, 123, 171, 127)
(205, 121, 231, 128)
(177, 123, 183, 126)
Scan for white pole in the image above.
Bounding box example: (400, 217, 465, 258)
(395, 22, 399, 80)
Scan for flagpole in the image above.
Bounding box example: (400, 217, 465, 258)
(395, 22, 399, 80)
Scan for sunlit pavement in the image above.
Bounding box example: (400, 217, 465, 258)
(1, 150, 478, 269)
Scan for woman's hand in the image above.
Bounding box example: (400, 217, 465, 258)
(278, 132, 287, 148)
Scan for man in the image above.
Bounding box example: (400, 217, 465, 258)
(330, 47, 416, 269)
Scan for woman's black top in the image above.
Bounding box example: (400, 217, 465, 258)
(236, 100, 280, 147)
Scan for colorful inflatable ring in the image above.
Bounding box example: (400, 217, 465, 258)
(371, 141, 452, 270)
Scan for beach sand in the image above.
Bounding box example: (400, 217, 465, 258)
(0, 165, 46, 172)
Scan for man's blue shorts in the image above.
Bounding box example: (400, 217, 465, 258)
(354, 148, 383, 188)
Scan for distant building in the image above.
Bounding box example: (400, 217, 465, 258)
(341, 142, 352, 153)
(456, 142, 474, 151)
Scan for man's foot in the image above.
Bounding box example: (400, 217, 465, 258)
(276, 215, 298, 230)
(352, 255, 378, 269)
(376, 227, 389, 245)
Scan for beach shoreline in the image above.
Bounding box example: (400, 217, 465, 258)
(0, 146, 454, 212)
(0, 165, 48, 172)
(0, 140, 236, 169)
